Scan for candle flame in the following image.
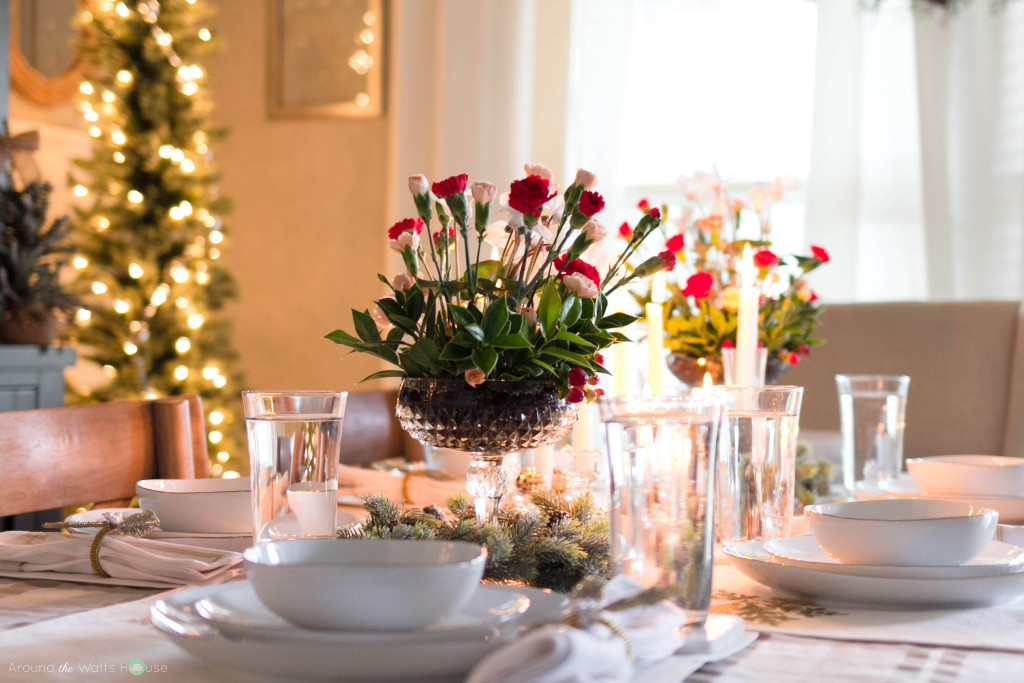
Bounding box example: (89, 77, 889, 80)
(702, 372, 713, 389)
(489, 245, 501, 261)
(651, 271, 667, 304)
(741, 243, 755, 287)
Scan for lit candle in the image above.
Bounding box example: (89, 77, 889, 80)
(646, 272, 667, 395)
(702, 372, 713, 389)
(735, 244, 759, 387)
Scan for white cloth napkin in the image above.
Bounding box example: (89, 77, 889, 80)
(0, 530, 242, 585)
(466, 576, 689, 683)
(337, 463, 466, 507)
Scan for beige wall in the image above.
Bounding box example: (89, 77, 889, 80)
(11, 0, 390, 394)
(205, 1, 388, 392)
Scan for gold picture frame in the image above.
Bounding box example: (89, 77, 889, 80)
(266, 0, 385, 119)
(9, 0, 87, 108)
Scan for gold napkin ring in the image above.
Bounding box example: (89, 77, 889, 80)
(43, 510, 161, 578)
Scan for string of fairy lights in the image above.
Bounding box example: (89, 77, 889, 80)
(70, 0, 241, 478)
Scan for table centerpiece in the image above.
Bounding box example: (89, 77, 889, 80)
(327, 165, 670, 524)
(623, 168, 830, 386)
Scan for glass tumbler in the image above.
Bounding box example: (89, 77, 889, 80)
(242, 390, 347, 544)
(835, 374, 910, 491)
(600, 394, 723, 627)
(715, 385, 803, 546)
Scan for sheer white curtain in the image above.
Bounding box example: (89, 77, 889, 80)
(807, 0, 1024, 302)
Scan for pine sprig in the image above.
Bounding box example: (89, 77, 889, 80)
(338, 490, 610, 592)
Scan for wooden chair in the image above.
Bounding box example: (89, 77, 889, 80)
(0, 396, 209, 517)
(339, 389, 422, 466)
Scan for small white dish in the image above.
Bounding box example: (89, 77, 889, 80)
(724, 540, 1024, 608)
(856, 475, 1024, 523)
(764, 535, 1024, 579)
(195, 581, 529, 642)
(244, 539, 486, 630)
(907, 455, 1024, 497)
(137, 478, 252, 533)
(804, 499, 997, 566)
(151, 583, 568, 681)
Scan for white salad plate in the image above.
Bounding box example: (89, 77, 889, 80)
(724, 540, 1024, 608)
(151, 583, 569, 681)
(764, 535, 1024, 579)
(855, 475, 1024, 524)
(194, 582, 529, 642)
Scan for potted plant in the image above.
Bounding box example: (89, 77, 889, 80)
(326, 165, 670, 523)
(0, 179, 81, 345)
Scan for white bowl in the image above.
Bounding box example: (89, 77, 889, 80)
(907, 455, 1024, 497)
(804, 499, 998, 566)
(136, 478, 251, 533)
(243, 539, 487, 631)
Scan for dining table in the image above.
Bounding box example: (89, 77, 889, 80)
(4, 519, 1024, 682)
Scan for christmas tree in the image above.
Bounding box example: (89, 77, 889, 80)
(68, 0, 244, 478)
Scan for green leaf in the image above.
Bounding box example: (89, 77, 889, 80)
(481, 298, 510, 340)
(538, 280, 561, 339)
(465, 324, 486, 342)
(530, 358, 556, 375)
(598, 312, 638, 329)
(353, 310, 381, 343)
(559, 295, 582, 327)
(555, 330, 597, 348)
(471, 347, 499, 375)
(359, 370, 408, 383)
(448, 304, 479, 328)
(491, 334, 533, 349)
(389, 315, 418, 334)
(440, 343, 472, 361)
(539, 346, 592, 367)
(324, 329, 361, 347)
(449, 330, 481, 347)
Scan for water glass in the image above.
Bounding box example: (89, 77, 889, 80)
(721, 347, 768, 386)
(715, 385, 803, 546)
(242, 390, 347, 544)
(599, 394, 722, 627)
(835, 375, 910, 491)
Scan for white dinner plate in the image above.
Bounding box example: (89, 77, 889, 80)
(194, 582, 529, 642)
(764, 535, 1024, 579)
(724, 540, 1024, 608)
(151, 584, 569, 681)
(855, 475, 1024, 523)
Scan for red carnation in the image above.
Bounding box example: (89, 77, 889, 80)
(665, 234, 685, 252)
(618, 222, 633, 239)
(553, 254, 601, 286)
(509, 175, 556, 217)
(433, 226, 455, 242)
(649, 207, 661, 219)
(567, 387, 586, 404)
(681, 271, 714, 299)
(431, 174, 468, 199)
(811, 245, 830, 263)
(721, 339, 735, 349)
(637, 198, 650, 212)
(387, 217, 424, 240)
(568, 367, 588, 387)
(657, 249, 677, 272)
(578, 191, 605, 217)
(753, 249, 780, 268)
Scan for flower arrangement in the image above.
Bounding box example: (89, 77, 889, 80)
(624, 168, 829, 374)
(327, 165, 670, 401)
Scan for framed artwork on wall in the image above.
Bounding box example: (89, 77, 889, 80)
(266, 0, 384, 119)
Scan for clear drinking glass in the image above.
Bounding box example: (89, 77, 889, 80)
(242, 390, 347, 544)
(721, 347, 768, 386)
(715, 385, 803, 546)
(599, 394, 723, 627)
(835, 375, 910, 491)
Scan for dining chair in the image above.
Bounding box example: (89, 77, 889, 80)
(784, 300, 1024, 460)
(339, 389, 422, 466)
(0, 395, 209, 517)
